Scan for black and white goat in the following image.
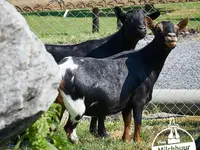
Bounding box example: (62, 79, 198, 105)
(53, 7, 160, 137)
(58, 17, 188, 144)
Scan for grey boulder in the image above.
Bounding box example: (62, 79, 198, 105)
(0, 0, 60, 145)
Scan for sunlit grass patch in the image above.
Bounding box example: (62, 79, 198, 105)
(23, 2, 200, 44)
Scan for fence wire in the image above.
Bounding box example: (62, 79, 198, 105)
(9, 0, 200, 117)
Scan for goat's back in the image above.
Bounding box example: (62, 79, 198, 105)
(45, 37, 110, 63)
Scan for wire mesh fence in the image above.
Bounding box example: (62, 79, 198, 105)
(9, 0, 200, 43)
(8, 0, 200, 117)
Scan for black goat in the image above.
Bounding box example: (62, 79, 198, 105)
(45, 37, 109, 63)
(58, 17, 188, 144)
(45, 7, 160, 63)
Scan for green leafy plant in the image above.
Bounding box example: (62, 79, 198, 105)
(14, 103, 70, 150)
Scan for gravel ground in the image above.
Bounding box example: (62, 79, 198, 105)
(135, 33, 200, 89)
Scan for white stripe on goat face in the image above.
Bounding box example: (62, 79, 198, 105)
(59, 56, 78, 78)
(59, 89, 86, 124)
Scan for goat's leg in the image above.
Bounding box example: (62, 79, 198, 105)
(97, 116, 110, 137)
(122, 107, 132, 142)
(132, 105, 143, 142)
(64, 115, 81, 144)
(89, 117, 98, 135)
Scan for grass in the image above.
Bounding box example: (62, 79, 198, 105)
(5, 116, 200, 150)
(2, 115, 200, 150)
(22, 2, 200, 44)
(64, 116, 200, 150)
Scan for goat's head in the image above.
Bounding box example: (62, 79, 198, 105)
(147, 18, 189, 49)
(114, 7, 160, 40)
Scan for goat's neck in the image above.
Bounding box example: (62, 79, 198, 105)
(110, 29, 139, 50)
(141, 37, 173, 74)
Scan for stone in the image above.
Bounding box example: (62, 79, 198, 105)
(0, 0, 60, 145)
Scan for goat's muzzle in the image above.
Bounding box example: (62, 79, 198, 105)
(165, 33, 177, 48)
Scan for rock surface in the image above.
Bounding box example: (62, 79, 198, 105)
(0, 0, 60, 145)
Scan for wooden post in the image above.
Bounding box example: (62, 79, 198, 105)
(92, 7, 100, 33)
(117, 18, 123, 30)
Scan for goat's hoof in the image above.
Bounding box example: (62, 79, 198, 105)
(90, 128, 98, 135)
(68, 137, 79, 144)
(67, 133, 79, 144)
(97, 131, 110, 138)
(122, 135, 131, 142)
(134, 137, 143, 143)
(69, 139, 79, 144)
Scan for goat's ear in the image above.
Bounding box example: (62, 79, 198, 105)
(148, 11, 160, 20)
(175, 18, 189, 31)
(145, 17, 155, 31)
(114, 6, 125, 23)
